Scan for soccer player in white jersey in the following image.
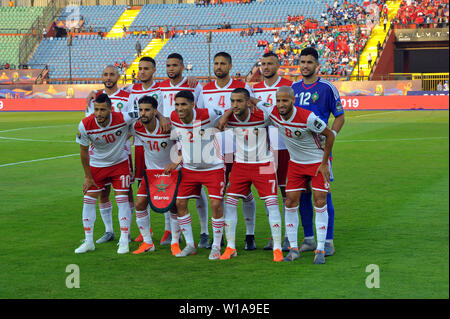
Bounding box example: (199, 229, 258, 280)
(75, 94, 137, 254)
(292, 47, 345, 257)
(217, 88, 284, 262)
(254, 86, 336, 264)
(197, 52, 258, 251)
(165, 90, 226, 260)
(129, 95, 181, 255)
(252, 52, 293, 252)
(125, 56, 164, 244)
(159, 53, 210, 248)
(85, 66, 137, 245)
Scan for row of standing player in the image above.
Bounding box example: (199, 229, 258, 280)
(74, 47, 344, 263)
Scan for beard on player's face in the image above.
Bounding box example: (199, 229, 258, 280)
(263, 71, 277, 79)
(278, 104, 292, 116)
(214, 68, 229, 79)
(103, 80, 117, 88)
(168, 72, 180, 79)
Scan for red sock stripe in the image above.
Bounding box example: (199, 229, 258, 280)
(314, 206, 327, 213)
(99, 202, 112, 209)
(212, 220, 225, 228)
(136, 211, 147, 219)
(285, 206, 298, 214)
(178, 216, 192, 226)
(265, 198, 279, 206)
(83, 197, 97, 204)
(116, 196, 129, 203)
(226, 198, 239, 206)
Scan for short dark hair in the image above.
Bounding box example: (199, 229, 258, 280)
(231, 87, 250, 100)
(139, 56, 156, 67)
(175, 90, 194, 103)
(94, 93, 112, 108)
(138, 95, 158, 109)
(167, 53, 184, 63)
(262, 52, 279, 62)
(300, 47, 319, 61)
(214, 51, 232, 64)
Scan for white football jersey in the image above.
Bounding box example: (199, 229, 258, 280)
(76, 112, 135, 168)
(257, 102, 327, 164)
(170, 108, 223, 171)
(130, 118, 178, 170)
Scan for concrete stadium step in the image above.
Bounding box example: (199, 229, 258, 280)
(351, 0, 402, 79)
(122, 38, 168, 84)
(106, 7, 142, 39)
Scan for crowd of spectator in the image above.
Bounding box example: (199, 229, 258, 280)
(255, 0, 375, 76)
(195, 0, 252, 5)
(393, 0, 449, 28)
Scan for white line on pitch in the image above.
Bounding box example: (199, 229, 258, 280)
(0, 154, 78, 168)
(0, 136, 73, 143)
(337, 136, 448, 143)
(349, 111, 398, 118)
(0, 124, 74, 133)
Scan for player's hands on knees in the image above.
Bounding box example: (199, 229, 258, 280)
(316, 163, 331, 184)
(83, 176, 97, 194)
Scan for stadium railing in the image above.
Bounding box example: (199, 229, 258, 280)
(17, 0, 66, 66)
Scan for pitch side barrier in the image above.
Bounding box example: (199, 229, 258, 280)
(0, 95, 448, 112)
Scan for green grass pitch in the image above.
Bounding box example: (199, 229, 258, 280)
(0, 110, 448, 299)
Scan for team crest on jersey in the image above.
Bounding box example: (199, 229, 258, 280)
(311, 92, 319, 103)
(253, 128, 259, 136)
(152, 94, 158, 100)
(294, 130, 302, 137)
(116, 102, 124, 111)
(161, 141, 167, 149)
(116, 130, 122, 136)
(199, 128, 205, 136)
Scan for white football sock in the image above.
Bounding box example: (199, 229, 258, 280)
(211, 217, 225, 249)
(99, 201, 113, 233)
(224, 197, 238, 249)
(196, 188, 209, 235)
(170, 213, 181, 245)
(242, 193, 256, 235)
(135, 209, 152, 244)
(164, 212, 171, 233)
(82, 196, 97, 244)
(177, 214, 194, 247)
(315, 205, 328, 251)
(265, 197, 282, 251)
(284, 206, 299, 248)
(116, 195, 131, 243)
